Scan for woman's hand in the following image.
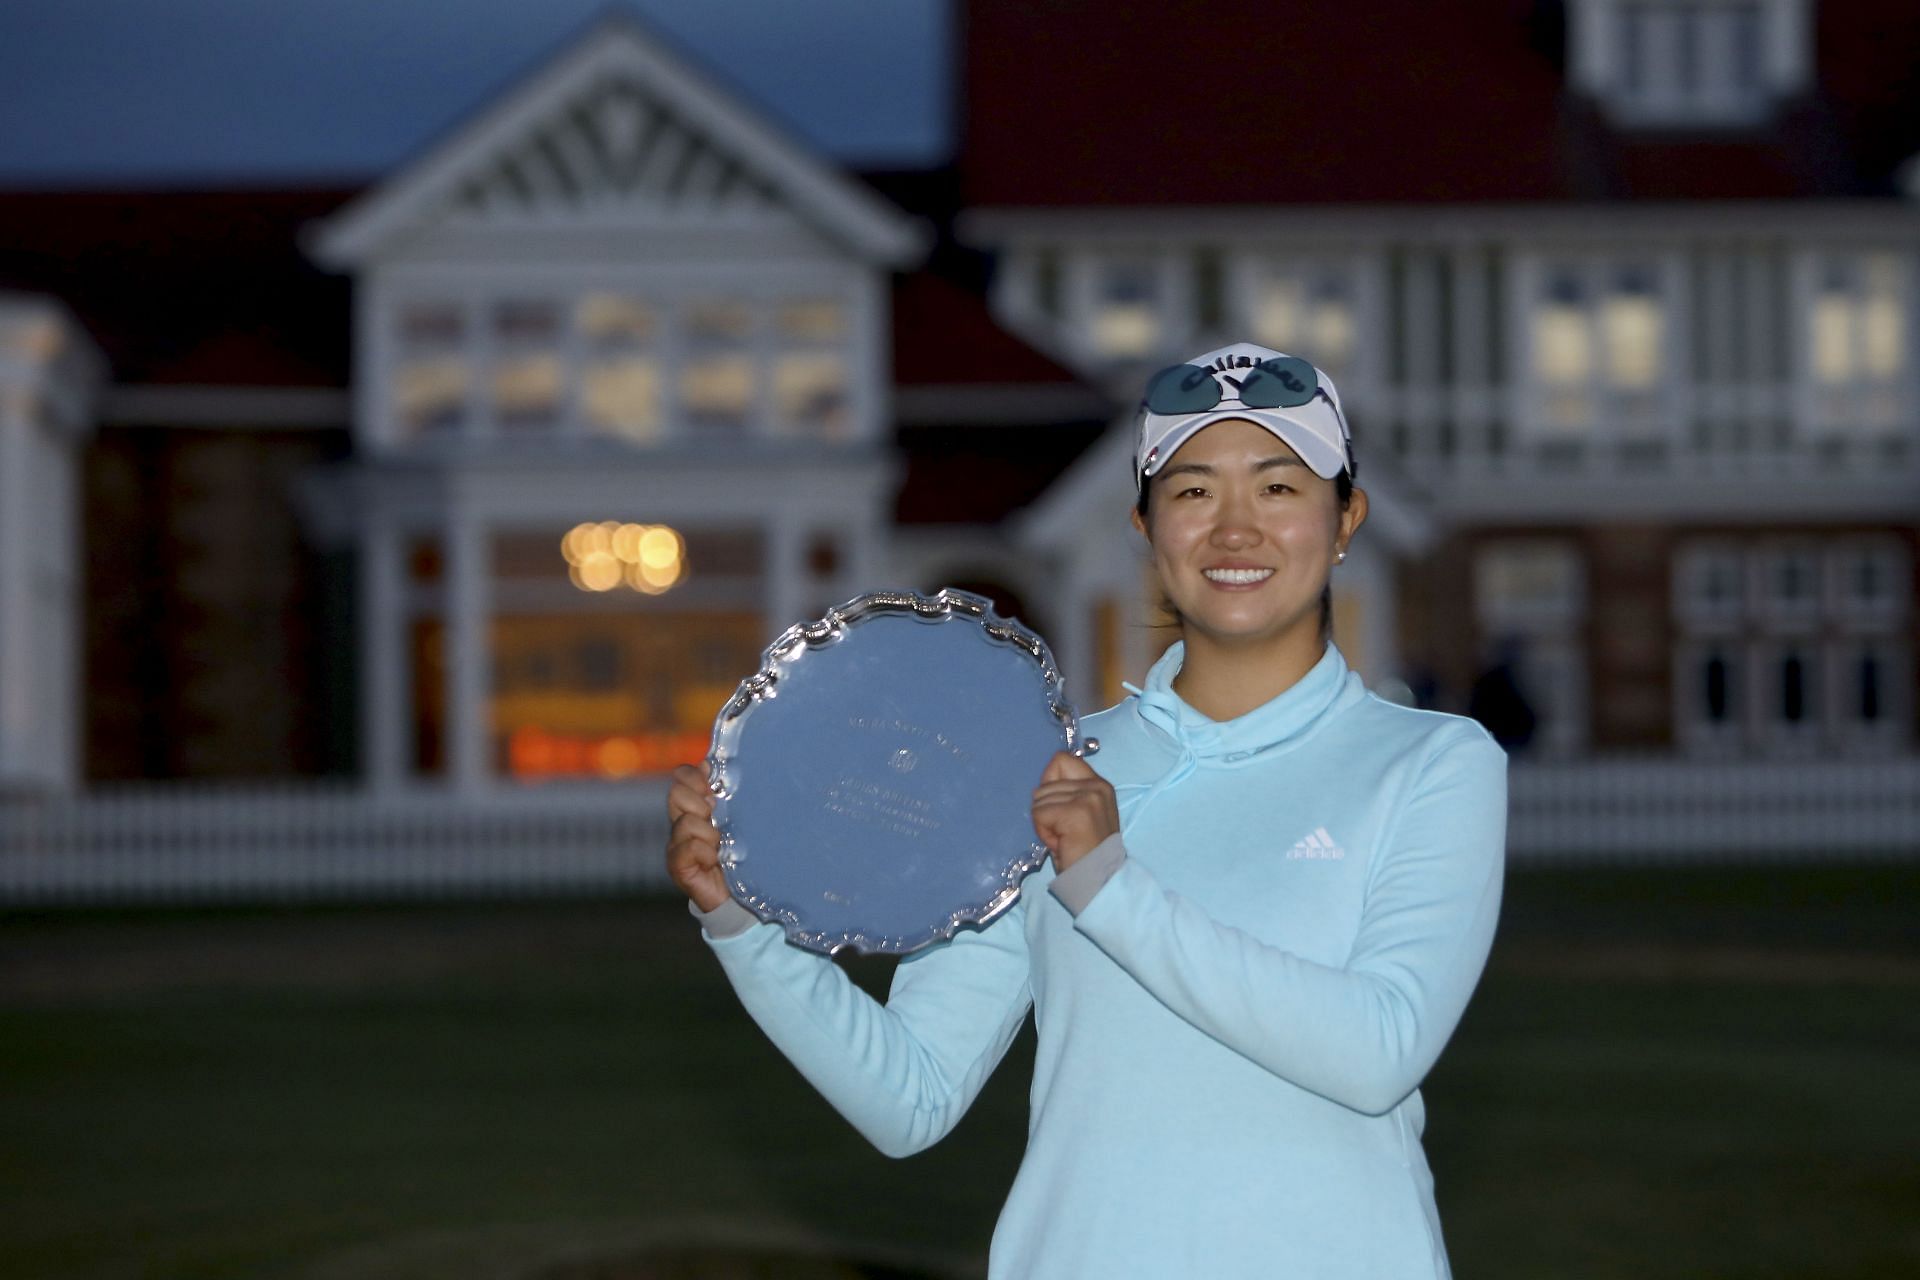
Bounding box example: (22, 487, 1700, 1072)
(1031, 751, 1120, 873)
(666, 764, 731, 912)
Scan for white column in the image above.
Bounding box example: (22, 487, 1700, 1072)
(1348, 545, 1401, 688)
(1404, 251, 1444, 470)
(1053, 581, 1094, 710)
(1450, 245, 1492, 464)
(358, 513, 407, 792)
(42, 437, 79, 787)
(765, 508, 806, 637)
(0, 402, 29, 785)
(446, 501, 491, 794)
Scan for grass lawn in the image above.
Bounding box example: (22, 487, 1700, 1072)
(1, 865, 1915, 1279)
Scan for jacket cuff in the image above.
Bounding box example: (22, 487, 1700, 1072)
(688, 895, 759, 940)
(1046, 833, 1128, 916)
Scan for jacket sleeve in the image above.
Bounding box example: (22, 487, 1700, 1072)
(700, 897, 1035, 1158)
(1064, 731, 1507, 1116)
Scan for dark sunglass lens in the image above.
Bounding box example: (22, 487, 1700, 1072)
(1144, 364, 1223, 414)
(1239, 355, 1319, 408)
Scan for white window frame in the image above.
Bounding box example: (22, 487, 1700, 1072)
(1827, 633, 1910, 755)
(1223, 249, 1373, 387)
(361, 261, 877, 452)
(1066, 247, 1188, 367)
(1570, 0, 1811, 128)
(1673, 634, 1748, 755)
(1472, 538, 1589, 756)
(1750, 633, 1824, 756)
(1827, 536, 1911, 630)
(1672, 535, 1914, 758)
(1751, 539, 1824, 633)
(1673, 540, 1746, 631)
(1513, 250, 1685, 450)
(1790, 248, 1917, 437)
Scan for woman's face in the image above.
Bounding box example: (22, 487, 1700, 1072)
(1131, 417, 1364, 655)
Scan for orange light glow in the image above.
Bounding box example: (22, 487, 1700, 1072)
(508, 724, 708, 778)
(562, 521, 686, 594)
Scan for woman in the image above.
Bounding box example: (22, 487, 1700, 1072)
(666, 342, 1508, 1279)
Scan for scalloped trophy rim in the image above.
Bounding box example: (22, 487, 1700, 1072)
(705, 587, 1093, 956)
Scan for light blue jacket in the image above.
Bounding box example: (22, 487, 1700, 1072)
(697, 640, 1508, 1278)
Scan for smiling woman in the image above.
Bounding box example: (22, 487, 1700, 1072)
(671, 342, 1509, 1280)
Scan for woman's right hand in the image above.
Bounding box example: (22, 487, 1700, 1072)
(666, 764, 730, 912)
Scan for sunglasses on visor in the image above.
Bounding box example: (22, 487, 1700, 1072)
(1143, 354, 1328, 415)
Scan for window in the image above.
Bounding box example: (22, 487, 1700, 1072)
(1754, 635, 1821, 750)
(771, 300, 850, 440)
(1472, 540, 1588, 755)
(1830, 539, 1907, 625)
(380, 286, 859, 445)
(393, 303, 469, 438)
(1673, 537, 1911, 756)
(1572, 0, 1808, 128)
(490, 612, 767, 779)
(1677, 635, 1746, 750)
(1832, 637, 1905, 741)
(449, 522, 768, 780)
(1242, 259, 1356, 377)
(579, 294, 662, 442)
(1527, 258, 1670, 441)
(1808, 252, 1910, 432)
(680, 300, 756, 434)
(1089, 256, 1165, 361)
(491, 300, 563, 431)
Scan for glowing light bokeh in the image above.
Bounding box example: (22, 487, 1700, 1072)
(561, 521, 686, 594)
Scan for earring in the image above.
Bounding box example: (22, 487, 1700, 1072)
(1334, 550, 1346, 564)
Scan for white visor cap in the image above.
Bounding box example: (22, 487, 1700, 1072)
(1135, 343, 1353, 487)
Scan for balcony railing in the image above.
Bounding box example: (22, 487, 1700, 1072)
(1366, 382, 1916, 478)
(2, 757, 1916, 906)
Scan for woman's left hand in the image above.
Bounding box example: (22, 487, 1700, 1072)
(1031, 751, 1120, 872)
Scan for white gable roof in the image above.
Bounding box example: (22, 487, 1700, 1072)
(310, 14, 925, 268)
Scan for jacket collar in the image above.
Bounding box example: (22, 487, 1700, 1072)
(1130, 639, 1359, 766)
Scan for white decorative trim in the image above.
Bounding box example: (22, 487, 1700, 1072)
(1567, 0, 1811, 129)
(310, 17, 925, 269)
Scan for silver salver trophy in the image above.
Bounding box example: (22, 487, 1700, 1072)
(707, 589, 1097, 956)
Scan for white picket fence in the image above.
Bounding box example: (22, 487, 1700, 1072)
(0, 758, 1914, 906)
(0, 783, 675, 906)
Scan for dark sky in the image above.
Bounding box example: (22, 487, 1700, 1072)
(0, 0, 950, 185)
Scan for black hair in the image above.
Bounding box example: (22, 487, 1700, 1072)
(1135, 469, 1355, 641)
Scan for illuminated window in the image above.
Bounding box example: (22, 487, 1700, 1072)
(1246, 261, 1356, 377)
(682, 300, 756, 433)
(1090, 257, 1164, 361)
(1809, 252, 1910, 431)
(1529, 259, 1668, 439)
(487, 613, 766, 779)
(393, 302, 469, 437)
(579, 294, 657, 345)
(778, 300, 846, 343)
(771, 299, 850, 440)
(580, 294, 662, 442)
(491, 300, 562, 430)
(383, 289, 859, 446)
(773, 353, 850, 439)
